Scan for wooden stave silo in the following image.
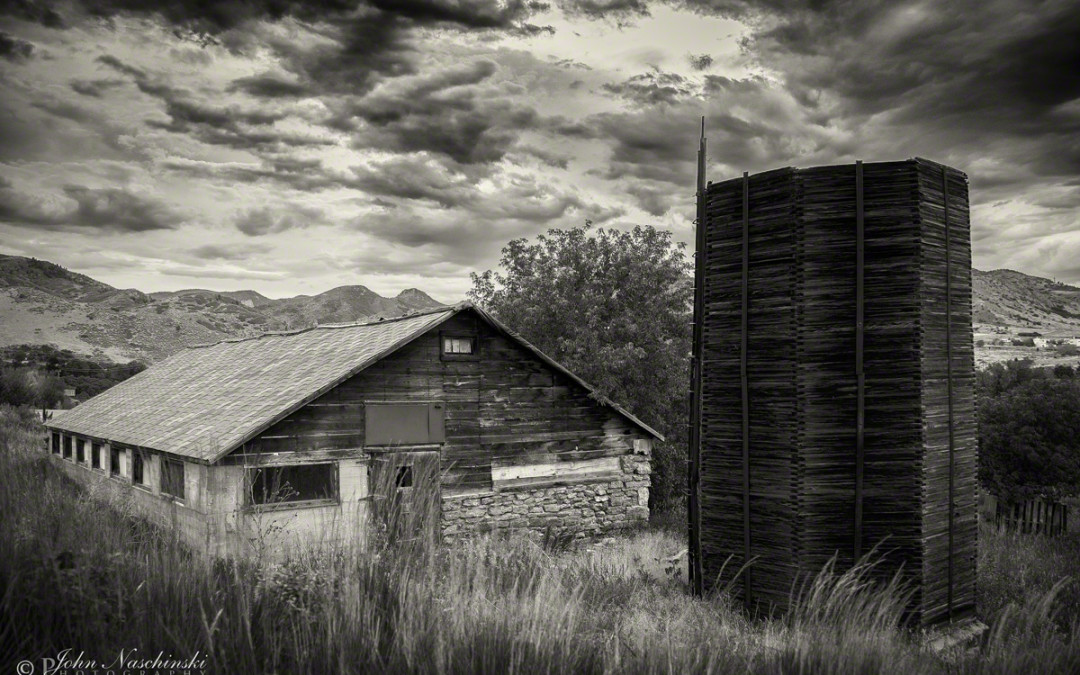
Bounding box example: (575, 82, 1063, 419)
(690, 158, 977, 626)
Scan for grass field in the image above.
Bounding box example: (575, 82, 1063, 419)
(1, 404, 1078, 674)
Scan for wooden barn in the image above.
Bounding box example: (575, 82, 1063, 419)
(44, 303, 660, 556)
(688, 158, 977, 627)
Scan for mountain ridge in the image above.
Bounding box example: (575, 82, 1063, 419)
(0, 254, 446, 363)
(3, 254, 1079, 367)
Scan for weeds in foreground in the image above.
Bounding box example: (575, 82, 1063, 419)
(1, 405, 1079, 674)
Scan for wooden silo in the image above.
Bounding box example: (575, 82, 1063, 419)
(688, 158, 977, 626)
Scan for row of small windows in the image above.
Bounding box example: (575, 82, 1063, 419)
(50, 432, 185, 501)
(50, 433, 346, 509)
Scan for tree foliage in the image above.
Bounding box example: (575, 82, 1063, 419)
(978, 360, 1080, 500)
(0, 368, 65, 409)
(469, 223, 692, 510)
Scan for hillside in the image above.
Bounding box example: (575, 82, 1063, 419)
(973, 269, 1080, 332)
(970, 269, 1080, 368)
(0, 254, 445, 363)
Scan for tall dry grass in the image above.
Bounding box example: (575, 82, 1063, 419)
(1, 405, 1078, 674)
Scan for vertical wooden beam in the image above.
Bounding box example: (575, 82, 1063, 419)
(741, 170, 753, 607)
(688, 118, 706, 595)
(855, 160, 866, 561)
(943, 166, 955, 618)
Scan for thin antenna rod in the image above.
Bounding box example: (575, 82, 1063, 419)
(689, 116, 706, 595)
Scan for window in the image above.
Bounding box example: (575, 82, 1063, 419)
(248, 464, 337, 506)
(62, 435, 72, 459)
(110, 446, 122, 477)
(161, 459, 185, 500)
(75, 438, 85, 464)
(91, 442, 102, 469)
(395, 465, 413, 489)
(132, 450, 146, 486)
(444, 336, 474, 354)
(441, 332, 478, 361)
(51, 432, 60, 454)
(365, 402, 445, 446)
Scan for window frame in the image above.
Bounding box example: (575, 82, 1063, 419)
(439, 331, 479, 361)
(109, 446, 123, 478)
(75, 438, 86, 464)
(246, 463, 340, 510)
(91, 442, 102, 470)
(62, 435, 72, 460)
(160, 457, 185, 502)
(132, 449, 148, 488)
(51, 432, 61, 455)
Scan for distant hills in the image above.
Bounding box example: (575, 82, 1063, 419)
(973, 268, 1080, 333)
(0, 254, 445, 363)
(3, 254, 1079, 368)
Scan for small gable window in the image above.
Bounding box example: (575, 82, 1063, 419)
(441, 332, 478, 361)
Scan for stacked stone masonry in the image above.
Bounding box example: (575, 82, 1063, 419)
(442, 454, 651, 539)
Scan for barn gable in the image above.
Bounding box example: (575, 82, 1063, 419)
(47, 304, 660, 465)
(231, 309, 660, 495)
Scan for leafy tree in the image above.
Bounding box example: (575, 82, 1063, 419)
(978, 362, 1080, 501)
(0, 368, 34, 406)
(34, 373, 65, 410)
(470, 222, 692, 510)
(977, 359, 1042, 398)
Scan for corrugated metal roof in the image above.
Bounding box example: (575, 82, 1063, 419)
(47, 303, 663, 463)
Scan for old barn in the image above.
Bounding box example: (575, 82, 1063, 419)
(44, 303, 659, 555)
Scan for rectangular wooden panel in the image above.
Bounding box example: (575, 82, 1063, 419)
(491, 456, 621, 490)
(365, 402, 446, 446)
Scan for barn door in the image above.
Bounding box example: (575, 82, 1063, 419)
(370, 451, 441, 547)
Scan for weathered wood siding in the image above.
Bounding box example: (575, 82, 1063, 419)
(239, 311, 650, 499)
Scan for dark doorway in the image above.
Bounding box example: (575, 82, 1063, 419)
(370, 451, 441, 547)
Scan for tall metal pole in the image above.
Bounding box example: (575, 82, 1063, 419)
(688, 117, 706, 595)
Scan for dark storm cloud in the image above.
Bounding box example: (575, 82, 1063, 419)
(688, 53, 713, 70)
(70, 77, 126, 97)
(562, 0, 651, 22)
(582, 70, 834, 214)
(189, 242, 273, 260)
(347, 156, 479, 207)
(69, 1, 547, 100)
(679, 0, 1080, 190)
(228, 74, 310, 98)
(339, 60, 541, 164)
(353, 175, 585, 257)
(97, 54, 333, 151)
(162, 157, 342, 192)
(235, 204, 324, 236)
(0, 0, 65, 28)
(0, 184, 183, 232)
(0, 31, 34, 60)
(602, 70, 695, 106)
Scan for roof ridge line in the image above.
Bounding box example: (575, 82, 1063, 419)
(188, 302, 465, 350)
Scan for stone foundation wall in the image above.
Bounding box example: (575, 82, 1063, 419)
(441, 454, 651, 539)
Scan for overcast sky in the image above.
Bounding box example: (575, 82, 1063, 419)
(1, 1, 1078, 301)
